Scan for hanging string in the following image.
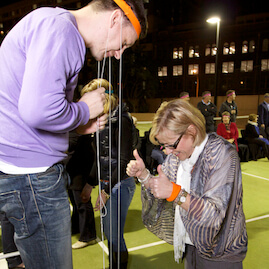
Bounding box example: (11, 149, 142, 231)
(108, 56, 113, 268)
(116, 15, 123, 269)
(95, 14, 124, 269)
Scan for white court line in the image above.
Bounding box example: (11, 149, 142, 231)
(128, 240, 166, 252)
(242, 172, 269, 181)
(246, 214, 269, 223)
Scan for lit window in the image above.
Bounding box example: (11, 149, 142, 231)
(241, 60, 253, 72)
(158, 66, 167, 77)
(261, 59, 269, 71)
(229, 42, 235, 54)
(194, 46, 200, 58)
(189, 46, 194, 58)
(173, 47, 183, 59)
(205, 63, 215, 74)
(222, 62, 234, 73)
(242, 41, 248, 54)
(249, 40, 255, 53)
(173, 65, 183, 76)
(188, 64, 199, 75)
(205, 45, 211, 56)
(212, 44, 217, 56)
(223, 42, 229, 55)
(262, 39, 269, 52)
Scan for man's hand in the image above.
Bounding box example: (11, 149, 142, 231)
(76, 114, 108, 134)
(79, 87, 106, 119)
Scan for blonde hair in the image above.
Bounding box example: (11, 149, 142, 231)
(149, 99, 206, 147)
(249, 114, 258, 122)
(80, 78, 118, 114)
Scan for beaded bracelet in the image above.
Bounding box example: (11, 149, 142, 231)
(166, 182, 181, 202)
(137, 169, 151, 184)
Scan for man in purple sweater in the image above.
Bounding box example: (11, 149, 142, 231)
(0, 0, 147, 268)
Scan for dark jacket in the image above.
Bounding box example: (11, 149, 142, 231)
(219, 100, 238, 122)
(197, 101, 217, 132)
(66, 133, 97, 190)
(90, 104, 135, 194)
(258, 101, 269, 127)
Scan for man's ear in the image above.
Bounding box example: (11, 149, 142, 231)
(109, 9, 123, 29)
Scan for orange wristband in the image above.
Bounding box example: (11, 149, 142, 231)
(166, 182, 181, 202)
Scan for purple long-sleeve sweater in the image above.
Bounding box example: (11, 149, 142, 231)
(0, 7, 89, 168)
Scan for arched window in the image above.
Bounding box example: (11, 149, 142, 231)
(242, 41, 248, 54)
(194, 45, 200, 57)
(249, 40, 255, 53)
(223, 42, 229, 55)
(212, 44, 217, 56)
(262, 39, 269, 52)
(229, 42, 235, 54)
(205, 44, 211, 56)
(189, 46, 194, 58)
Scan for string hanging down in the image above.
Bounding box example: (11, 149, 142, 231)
(95, 15, 124, 269)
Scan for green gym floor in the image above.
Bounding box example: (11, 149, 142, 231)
(69, 157, 269, 269)
(1, 123, 269, 268)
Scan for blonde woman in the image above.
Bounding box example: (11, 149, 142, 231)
(127, 99, 247, 269)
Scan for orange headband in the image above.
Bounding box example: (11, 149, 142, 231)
(113, 0, 141, 38)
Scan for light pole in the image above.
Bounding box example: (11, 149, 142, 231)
(206, 17, 220, 106)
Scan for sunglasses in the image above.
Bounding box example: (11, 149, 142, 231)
(155, 132, 185, 149)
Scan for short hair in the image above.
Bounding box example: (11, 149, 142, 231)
(249, 114, 258, 122)
(91, 0, 147, 39)
(202, 91, 211, 98)
(149, 99, 206, 147)
(264, 93, 269, 98)
(226, 90, 235, 97)
(222, 111, 230, 117)
(80, 78, 118, 114)
(179, 91, 190, 98)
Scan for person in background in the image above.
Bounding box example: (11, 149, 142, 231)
(83, 79, 136, 269)
(0, 215, 25, 269)
(219, 90, 238, 122)
(197, 91, 217, 133)
(217, 111, 239, 151)
(66, 133, 97, 249)
(245, 114, 269, 160)
(179, 91, 190, 102)
(0, 1, 147, 268)
(257, 93, 269, 139)
(127, 99, 247, 269)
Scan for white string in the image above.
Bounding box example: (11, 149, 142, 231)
(95, 14, 124, 269)
(116, 16, 123, 269)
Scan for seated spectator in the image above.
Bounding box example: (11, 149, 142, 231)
(217, 111, 239, 151)
(245, 114, 269, 160)
(257, 93, 269, 139)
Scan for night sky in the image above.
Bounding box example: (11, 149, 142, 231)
(0, 0, 267, 23)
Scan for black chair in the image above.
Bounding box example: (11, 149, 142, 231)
(240, 130, 264, 161)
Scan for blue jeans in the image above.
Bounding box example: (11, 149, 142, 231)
(0, 164, 72, 269)
(102, 177, 136, 252)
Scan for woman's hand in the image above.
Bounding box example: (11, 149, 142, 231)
(80, 183, 93, 203)
(126, 149, 147, 179)
(94, 190, 109, 211)
(149, 165, 173, 199)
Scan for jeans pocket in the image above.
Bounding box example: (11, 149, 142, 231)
(30, 164, 69, 208)
(0, 191, 28, 236)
